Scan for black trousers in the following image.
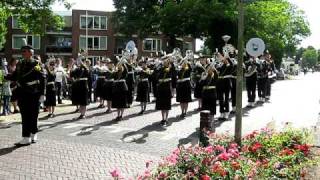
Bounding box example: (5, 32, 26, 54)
(266, 78, 272, 97)
(18, 94, 40, 137)
(257, 78, 267, 98)
(55, 82, 62, 103)
(246, 75, 257, 102)
(217, 79, 230, 113)
(230, 78, 236, 107)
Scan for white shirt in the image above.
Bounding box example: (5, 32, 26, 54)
(55, 66, 66, 83)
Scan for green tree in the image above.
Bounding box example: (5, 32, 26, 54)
(245, 0, 310, 68)
(0, 0, 70, 48)
(302, 46, 318, 68)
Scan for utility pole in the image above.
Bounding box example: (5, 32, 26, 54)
(235, 0, 244, 145)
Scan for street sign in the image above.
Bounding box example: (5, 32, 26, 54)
(246, 38, 265, 57)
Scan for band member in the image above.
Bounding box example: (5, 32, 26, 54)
(256, 56, 268, 102)
(265, 53, 275, 101)
(96, 60, 108, 108)
(45, 61, 57, 118)
(70, 57, 90, 119)
(136, 61, 151, 114)
(5, 45, 46, 146)
(245, 56, 258, 107)
(216, 53, 233, 120)
(229, 53, 238, 113)
(201, 63, 218, 116)
(112, 60, 129, 120)
(176, 60, 192, 118)
(150, 58, 161, 102)
(156, 57, 175, 126)
(8, 58, 19, 113)
(126, 55, 136, 106)
(85, 60, 94, 103)
(103, 59, 114, 113)
(193, 57, 207, 110)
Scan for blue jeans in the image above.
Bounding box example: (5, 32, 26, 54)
(2, 96, 11, 114)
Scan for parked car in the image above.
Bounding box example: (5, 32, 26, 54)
(276, 68, 286, 80)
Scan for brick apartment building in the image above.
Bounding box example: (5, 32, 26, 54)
(0, 10, 195, 65)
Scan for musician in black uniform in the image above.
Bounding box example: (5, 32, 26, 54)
(85, 60, 94, 103)
(103, 59, 114, 113)
(245, 57, 258, 107)
(156, 58, 175, 126)
(193, 57, 207, 110)
(126, 56, 136, 107)
(257, 56, 268, 102)
(45, 61, 57, 118)
(216, 53, 233, 120)
(201, 63, 219, 116)
(112, 61, 129, 120)
(96, 60, 107, 108)
(176, 60, 192, 118)
(6, 45, 45, 146)
(70, 57, 90, 119)
(228, 53, 238, 114)
(265, 53, 275, 101)
(136, 61, 151, 114)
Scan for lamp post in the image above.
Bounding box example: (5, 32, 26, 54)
(235, 0, 245, 145)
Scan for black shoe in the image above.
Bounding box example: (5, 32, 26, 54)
(58, 101, 63, 104)
(105, 109, 112, 113)
(160, 120, 168, 126)
(138, 110, 144, 115)
(74, 109, 79, 113)
(180, 114, 185, 118)
(13, 110, 20, 114)
(77, 115, 86, 119)
(50, 114, 55, 118)
(47, 113, 52, 118)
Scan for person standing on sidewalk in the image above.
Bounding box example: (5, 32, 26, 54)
(70, 56, 90, 119)
(45, 61, 57, 118)
(201, 63, 218, 116)
(136, 60, 151, 115)
(245, 56, 258, 107)
(1, 58, 12, 116)
(103, 59, 114, 113)
(265, 52, 275, 102)
(8, 58, 19, 113)
(5, 45, 46, 146)
(54, 58, 67, 104)
(193, 57, 208, 110)
(176, 59, 192, 118)
(156, 57, 175, 126)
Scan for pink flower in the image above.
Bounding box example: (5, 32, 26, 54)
(110, 168, 121, 178)
(143, 169, 151, 178)
(172, 148, 180, 155)
(215, 145, 225, 152)
(228, 148, 239, 158)
(166, 154, 178, 165)
(201, 174, 211, 180)
(229, 143, 238, 149)
(158, 172, 167, 179)
(250, 142, 262, 153)
(204, 145, 214, 154)
(218, 152, 230, 161)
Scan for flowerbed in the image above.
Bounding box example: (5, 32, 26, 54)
(111, 128, 319, 179)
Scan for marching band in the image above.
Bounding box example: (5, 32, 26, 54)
(1, 36, 277, 145)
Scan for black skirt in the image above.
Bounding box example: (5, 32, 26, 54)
(10, 88, 18, 102)
(103, 80, 113, 101)
(176, 80, 192, 103)
(71, 80, 89, 106)
(155, 81, 172, 110)
(45, 84, 56, 106)
(112, 81, 128, 109)
(136, 80, 150, 102)
(201, 88, 217, 114)
(194, 81, 203, 99)
(95, 78, 105, 98)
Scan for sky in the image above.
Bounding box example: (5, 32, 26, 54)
(52, 0, 320, 49)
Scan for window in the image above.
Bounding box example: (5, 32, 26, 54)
(79, 36, 108, 50)
(100, 16, 107, 29)
(80, 16, 86, 29)
(12, 16, 21, 29)
(80, 15, 108, 30)
(12, 35, 41, 49)
(143, 38, 161, 52)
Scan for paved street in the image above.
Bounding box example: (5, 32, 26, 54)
(1, 72, 320, 179)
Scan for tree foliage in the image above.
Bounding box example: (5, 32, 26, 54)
(113, 0, 310, 64)
(0, 0, 70, 48)
(302, 46, 318, 68)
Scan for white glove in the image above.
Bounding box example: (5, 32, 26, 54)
(39, 95, 45, 103)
